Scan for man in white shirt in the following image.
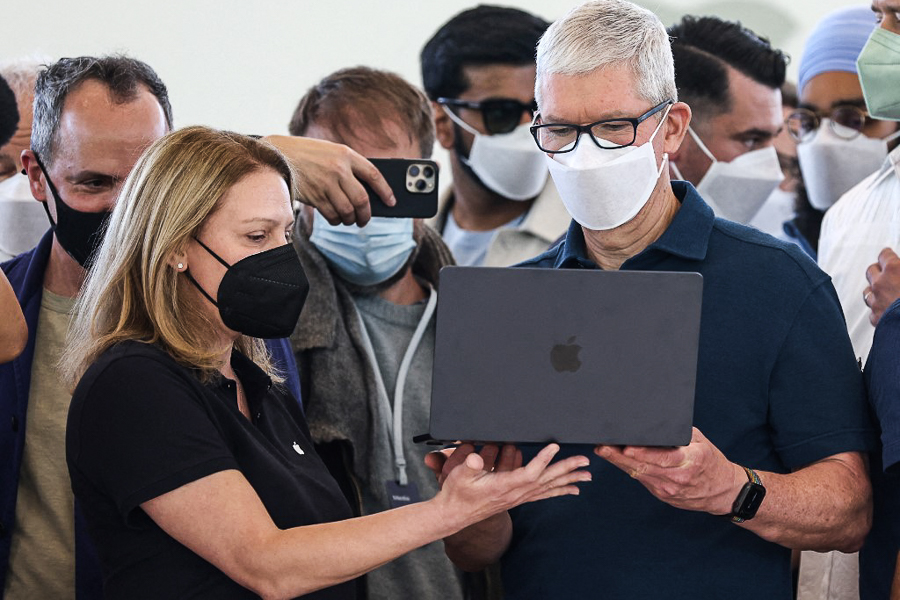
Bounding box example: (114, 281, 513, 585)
(815, 5, 900, 363)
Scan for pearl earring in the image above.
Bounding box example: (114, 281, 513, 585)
(177, 263, 184, 270)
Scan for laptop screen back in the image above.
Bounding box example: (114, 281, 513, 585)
(427, 267, 703, 446)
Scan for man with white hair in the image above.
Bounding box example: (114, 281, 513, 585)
(430, 1, 876, 597)
(0, 58, 47, 261)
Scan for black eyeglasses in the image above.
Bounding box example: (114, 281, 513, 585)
(437, 97, 538, 135)
(786, 105, 871, 142)
(530, 100, 673, 153)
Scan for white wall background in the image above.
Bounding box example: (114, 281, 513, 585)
(1, 0, 865, 136)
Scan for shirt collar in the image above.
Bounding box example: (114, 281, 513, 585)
(554, 181, 714, 269)
(228, 349, 272, 406)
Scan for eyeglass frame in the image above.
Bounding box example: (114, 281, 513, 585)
(530, 99, 674, 154)
(785, 104, 871, 142)
(436, 97, 538, 135)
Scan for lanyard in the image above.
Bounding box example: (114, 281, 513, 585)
(354, 285, 438, 485)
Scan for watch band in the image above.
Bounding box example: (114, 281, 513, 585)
(730, 466, 765, 523)
(742, 466, 761, 485)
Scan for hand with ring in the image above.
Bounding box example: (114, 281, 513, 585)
(864, 247, 900, 326)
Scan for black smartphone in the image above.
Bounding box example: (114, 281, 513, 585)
(365, 158, 439, 218)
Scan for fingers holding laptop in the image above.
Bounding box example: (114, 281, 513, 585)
(595, 427, 744, 515)
(426, 443, 523, 487)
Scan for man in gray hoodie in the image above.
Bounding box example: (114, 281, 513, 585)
(287, 66, 463, 600)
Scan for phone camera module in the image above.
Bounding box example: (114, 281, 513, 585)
(406, 162, 436, 194)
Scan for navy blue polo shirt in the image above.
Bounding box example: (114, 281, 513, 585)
(860, 298, 900, 600)
(502, 181, 876, 600)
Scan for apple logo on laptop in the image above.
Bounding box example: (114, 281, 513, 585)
(550, 336, 582, 373)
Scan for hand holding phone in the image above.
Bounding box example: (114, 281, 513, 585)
(366, 158, 439, 218)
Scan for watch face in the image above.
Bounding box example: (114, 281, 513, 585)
(736, 482, 766, 519)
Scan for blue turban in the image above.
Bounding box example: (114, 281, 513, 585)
(798, 5, 876, 94)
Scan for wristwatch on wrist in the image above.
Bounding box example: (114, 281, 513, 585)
(730, 466, 766, 523)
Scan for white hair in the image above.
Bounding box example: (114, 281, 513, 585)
(535, 0, 677, 108)
(0, 55, 50, 106)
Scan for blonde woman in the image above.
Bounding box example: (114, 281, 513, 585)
(61, 126, 589, 600)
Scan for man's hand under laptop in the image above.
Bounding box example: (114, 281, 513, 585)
(595, 427, 745, 515)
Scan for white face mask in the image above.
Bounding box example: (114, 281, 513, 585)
(796, 120, 900, 210)
(748, 187, 796, 238)
(545, 107, 669, 231)
(443, 106, 549, 201)
(670, 128, 783, 225)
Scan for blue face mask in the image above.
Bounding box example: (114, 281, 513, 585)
(309, 212, 416, 286)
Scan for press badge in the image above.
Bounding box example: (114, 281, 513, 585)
(386, 480, 421, 508)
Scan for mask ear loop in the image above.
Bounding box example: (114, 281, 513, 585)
(184, 269, 219, 308)
(442, 105, 481, 137)
(648, 105, 673, 177)
(883, 128, 900, 144)
(193, 236, 233, 269)
(32, 152, 63, 229)
(685, 127, 719, 164)
(183, 237, 233, 308)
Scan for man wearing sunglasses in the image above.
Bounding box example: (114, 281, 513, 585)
(665, 16, 787, 228)
(429, 1, 875, 598)
(420, 5, 570, 267)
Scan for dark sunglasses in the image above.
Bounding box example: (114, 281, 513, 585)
(437, 97, 538, 135)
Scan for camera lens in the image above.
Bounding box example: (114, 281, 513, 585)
(422, 166, 434, 178)
(409, 165, 420, 177)
(415, 179, 427, 191)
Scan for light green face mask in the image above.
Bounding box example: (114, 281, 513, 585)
(858, 27, 900, 121)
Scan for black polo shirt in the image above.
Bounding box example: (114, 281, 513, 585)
(66, 341, 354, 599)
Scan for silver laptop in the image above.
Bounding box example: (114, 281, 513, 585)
(421, 267, 703, 447)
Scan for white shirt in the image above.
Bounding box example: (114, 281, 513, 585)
(0, 173, 47, 261)
(818, 145, 900, 363)
(430, 179, 572, 267)
(442, 210, 525, 267)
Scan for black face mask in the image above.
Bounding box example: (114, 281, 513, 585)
(33, 153, 113, 269)
(185, 237, 309, 339)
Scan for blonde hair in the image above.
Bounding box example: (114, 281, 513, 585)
(62, 126, 295, 389)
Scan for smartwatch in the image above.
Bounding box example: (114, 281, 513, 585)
(730, 466, 766, 523)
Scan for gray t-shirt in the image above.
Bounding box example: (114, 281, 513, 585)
(352, 291, 464, 600)
(6, 289, 76, 598)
